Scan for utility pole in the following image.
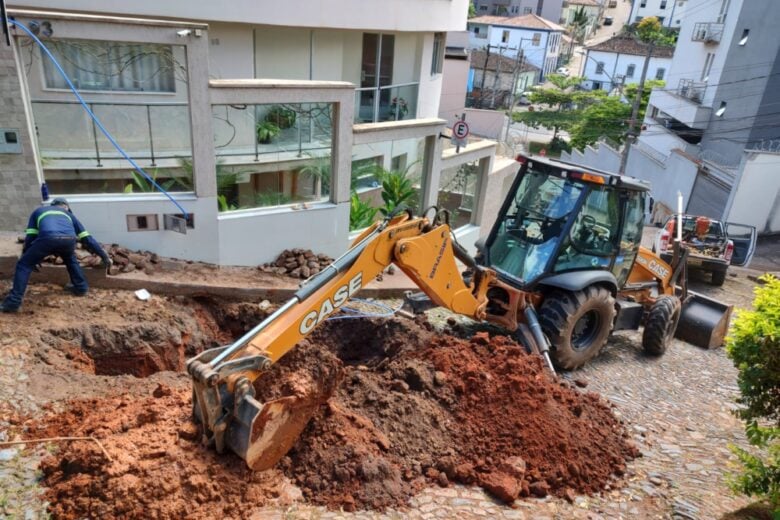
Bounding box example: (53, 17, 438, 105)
(490, 45, 505, 109)
(618, 41, 654, 175)
(477, 44, 492, 109)
(503, 48, 525, 143)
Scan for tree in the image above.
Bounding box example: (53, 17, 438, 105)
(468, 2, 476, 18)
(513, 74, 600, 143)
(569, 6, 590, 45)
(568, 79, 664, 150)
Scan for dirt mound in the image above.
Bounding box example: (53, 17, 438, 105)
(30, 317, 638, 516)
(29, 388, 297, 520)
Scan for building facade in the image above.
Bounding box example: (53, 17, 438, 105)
(629, 0, 688, 27)
(581, 36, 674, 91)
(0, 2, 520, 265)
(468, 14, 564, 78)
(560, 0, 603, 40)
(473, 0, 564, 23)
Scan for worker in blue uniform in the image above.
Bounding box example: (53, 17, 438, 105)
(1, 198, 111, 313)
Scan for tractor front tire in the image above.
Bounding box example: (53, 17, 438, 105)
(539, 286, 616, 370)
(642, 295, 681, 356)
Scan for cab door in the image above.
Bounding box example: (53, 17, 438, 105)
(726, 222, 757, 266)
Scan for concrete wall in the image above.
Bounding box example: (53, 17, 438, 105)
(462, 108, 506, 139)
(581, 50, 671, 91)
(629, 0, 688, 27)
(559, 140, 622, 173)
(208, 23, 255, 79)
(0, 35, 43, 231)
(439, 51, 470, 123)
(625, 146, 699, 218)
(726, 151, 780, 233)
(12, 0, 470, 33)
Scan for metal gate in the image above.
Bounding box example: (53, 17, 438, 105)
(686, 166, 733, 219)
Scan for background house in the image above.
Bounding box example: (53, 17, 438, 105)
(473, 0, 564, 22)
(560, 0, 603, 40)
(629, 0, 688, 27)
(468, 49, 540, 108)
(581, 35, 674, 91)
(468, 14, 565, 79)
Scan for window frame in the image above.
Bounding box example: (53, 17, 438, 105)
(431, 32, 445, 75)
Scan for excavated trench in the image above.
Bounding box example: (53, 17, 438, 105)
(25, 295, 640, 518)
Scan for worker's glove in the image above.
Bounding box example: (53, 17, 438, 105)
(100, 254, 112, 275)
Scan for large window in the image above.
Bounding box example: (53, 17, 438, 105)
(42, 39, 177, 92)
(596, 62, 605, 74)
(212, 102, 334, 212)
(431, 33, 445, 75)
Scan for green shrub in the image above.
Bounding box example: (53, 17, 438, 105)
(349, 192, 378, 231)
(727, 275, 780, 510)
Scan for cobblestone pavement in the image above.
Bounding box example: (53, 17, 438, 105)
(0, 276, 754, 519)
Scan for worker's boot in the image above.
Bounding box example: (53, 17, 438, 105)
(64, 283, 88, 296)
(0, 302, 19, 313)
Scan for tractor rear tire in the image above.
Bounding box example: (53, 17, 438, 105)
(539, 286, 616, 370)
(642, 295, 681, 356)
(711, 269, 727, 287)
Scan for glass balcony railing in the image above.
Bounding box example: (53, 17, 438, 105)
(31, 100, 191, 167)
(354, 82, 419, 124)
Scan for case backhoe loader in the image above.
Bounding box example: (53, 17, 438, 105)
(187, 154, 732, 470)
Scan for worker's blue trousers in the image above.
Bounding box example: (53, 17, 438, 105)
(2, 236, 88, 309)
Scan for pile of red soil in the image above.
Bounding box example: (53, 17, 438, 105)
(27, 387, 297, 519)
(28, 317, 639, 516)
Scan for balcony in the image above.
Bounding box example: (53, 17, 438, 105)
(677, 79, 706, 104)
(354, 82, 419, 124)
(691, 22, 724, 44)
(648, 88, 711, 130)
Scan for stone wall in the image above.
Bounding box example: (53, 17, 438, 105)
(0, 39, 41, 232)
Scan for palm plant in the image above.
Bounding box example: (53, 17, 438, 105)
(375, 164, 419, 216)
(123, 169, 177, 193)
(350, 192, 379, 230)
(570, 6, 590, 45)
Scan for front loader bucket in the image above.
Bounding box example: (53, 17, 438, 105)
(226, 393, 325, 470)
(675, 291, 733, 349)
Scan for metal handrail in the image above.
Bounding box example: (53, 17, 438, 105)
(31, 99, 189, 166)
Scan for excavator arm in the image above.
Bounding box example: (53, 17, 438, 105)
(187, 211, 511, 470)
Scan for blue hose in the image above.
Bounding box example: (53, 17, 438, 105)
(7, 19, 189, 218)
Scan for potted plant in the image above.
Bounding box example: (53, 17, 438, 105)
(389, 97, 409, 120)
(256, 121, 281, 144)
(265, 105, 296, 129)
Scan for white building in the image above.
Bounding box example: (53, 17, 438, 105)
(468, 14, 565, 79)
(560, 0, 603, 40)
(473, 0, 565, 23)
(0, 1, 520, 265)
(581, 35, 674, 91)
(630, 0, 689, 27)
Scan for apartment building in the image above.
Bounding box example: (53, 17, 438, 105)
(0, 1, 519, 264)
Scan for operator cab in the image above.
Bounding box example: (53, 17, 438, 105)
(482, 154, 650, 290)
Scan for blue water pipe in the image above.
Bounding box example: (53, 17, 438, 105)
(6, 18, 189, 218)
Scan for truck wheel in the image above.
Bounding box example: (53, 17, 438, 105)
(711, 270, 727, 286)
(642, 296, 681, 356)
(539, 286, 616, 370)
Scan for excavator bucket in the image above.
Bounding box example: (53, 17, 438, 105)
(675, 291, 733, 349)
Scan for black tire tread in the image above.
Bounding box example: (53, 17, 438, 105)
(539, 286, 616, 370)
(711, 269, 727, 286)
(642, 295, 681, 355)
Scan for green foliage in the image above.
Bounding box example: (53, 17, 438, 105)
(513, 75, 593, 140)
(255, 190, 292, 208)
(217, 194, 239, 212)
(569, 6, 590, 44)
(349, 192, 379, 231)
(727, 275, 780, 511)
(376, 167, 418, 216)
(297, 154, 333, 193)
(727, 275, 780, 423)
(468, 1, 476, 18)
(256, 121, 281, 143)
(123, 170, 176, 193)
(265, 105, 296, 129)
(636, 16, 677, 46)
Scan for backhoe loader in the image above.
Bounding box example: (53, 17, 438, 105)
(187, 154, 732, 470)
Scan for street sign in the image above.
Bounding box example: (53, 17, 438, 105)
(452, 120, 470, 140)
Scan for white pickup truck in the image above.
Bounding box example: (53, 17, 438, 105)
(653, 215, 757, 286)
